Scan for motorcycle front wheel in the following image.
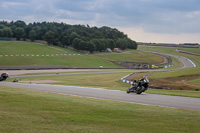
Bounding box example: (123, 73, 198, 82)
(126, 87, 131, 93)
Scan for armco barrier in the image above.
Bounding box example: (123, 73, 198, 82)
(121, 79, 133, 84)
(120, 73, 134, 85)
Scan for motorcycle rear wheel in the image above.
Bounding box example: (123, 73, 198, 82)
(136, 86, 146, 94)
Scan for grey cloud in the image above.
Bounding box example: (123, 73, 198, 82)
(0, 0, 200, 34)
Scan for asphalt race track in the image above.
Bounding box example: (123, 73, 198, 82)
(0, 82, 200, 110)
(0, 51, 199, 111)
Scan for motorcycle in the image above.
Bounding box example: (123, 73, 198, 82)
(127, 76, 149, 94)
(0, 73, 9, 81)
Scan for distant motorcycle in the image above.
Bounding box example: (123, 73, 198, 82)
(127, 76, 149, 94)
(0, 73, 9, 81)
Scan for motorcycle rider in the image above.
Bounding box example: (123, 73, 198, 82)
(127, 76, 149, 94)
(135, 77, 146, 86)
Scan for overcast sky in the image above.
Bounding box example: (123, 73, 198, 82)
(1, 0, 200, 43)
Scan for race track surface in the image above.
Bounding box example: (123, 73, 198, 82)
(1, 82, 200, 111)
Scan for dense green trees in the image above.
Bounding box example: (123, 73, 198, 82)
(15, 27, 25, 40)
(0, 20, 137, 53)
(3, 27, 13, 37)
(29, 30, 36, 42)
(43, 31, 55, 45)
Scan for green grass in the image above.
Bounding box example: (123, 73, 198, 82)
(0, 41, 66, 55)
(93, 51, 164, 64)
(0, 41, 12, 46)
(150, 67, 200, 78)
(189, 78, 200, 83)
(0, 55, 123, 68)
(1, 86, 200, 133)
(179, 48, 200, 54)
(41, 43, 83, 54)
(0, 41, 82, 54)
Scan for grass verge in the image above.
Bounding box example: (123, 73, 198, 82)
(0, 86, 200, 133)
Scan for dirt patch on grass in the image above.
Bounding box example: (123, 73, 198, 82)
(125, 72, 200, 91)
(150, 76, 200, 91)
(20, 80, 61, 84)
(125, 72, 150, 81)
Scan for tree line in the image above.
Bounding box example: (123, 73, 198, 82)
(0, 20, 137, 53)
(180, 43, 199, 46)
